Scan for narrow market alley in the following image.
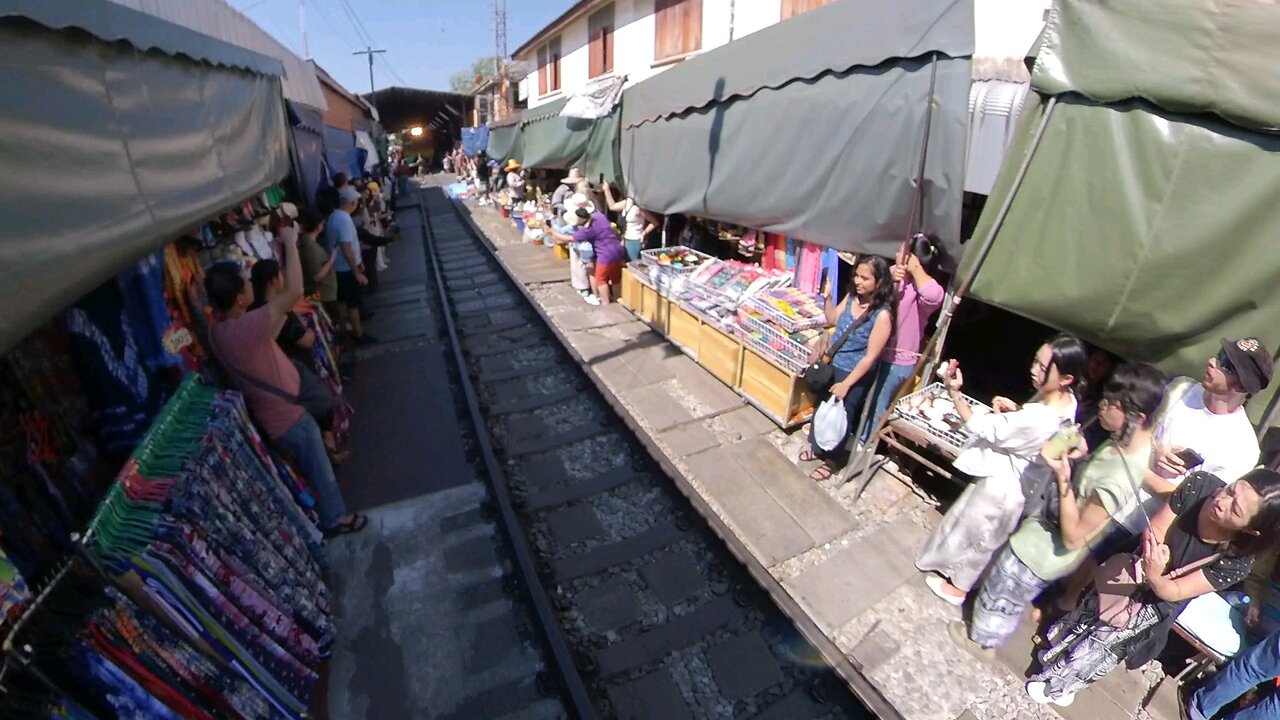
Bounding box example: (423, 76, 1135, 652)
(322, 188, 562, 719)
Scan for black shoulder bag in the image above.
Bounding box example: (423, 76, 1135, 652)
(802, 309, 872, 393)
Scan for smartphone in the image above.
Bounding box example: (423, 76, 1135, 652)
(1175, 448, 1205, 468)
(1043, 423, 1082, 461)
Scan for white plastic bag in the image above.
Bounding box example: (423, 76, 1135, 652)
(812, 395, 848, 453)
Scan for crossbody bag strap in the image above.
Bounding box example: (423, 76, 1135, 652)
(209, 326, 301, 405)
(824, 306, 874, 361)
(1166, 552, 1223, 581)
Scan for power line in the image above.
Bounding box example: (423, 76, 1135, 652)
(377, 55, 409, 87)
(337, 0, 375, 48)
(309, 0, 361, 50)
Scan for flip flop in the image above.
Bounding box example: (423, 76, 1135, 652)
(809, 464, 835, 482)
(799, 449, 820, 462)
(324, 513, 369, 539)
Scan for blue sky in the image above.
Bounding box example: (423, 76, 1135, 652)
(238, 0, 569, 95)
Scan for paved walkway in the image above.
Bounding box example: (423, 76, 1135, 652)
(461, 196, 1183, 720)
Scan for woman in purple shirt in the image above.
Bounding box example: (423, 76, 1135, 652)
(548, 208, 626, 305)
(861, 234, 947, 443)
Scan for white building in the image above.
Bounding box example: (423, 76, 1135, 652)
(514, 0, 1049, 114)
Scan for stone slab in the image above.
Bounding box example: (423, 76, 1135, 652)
(782, 514, 929, 634)
(737, 440, 858, 546)
(681, 447, 816, 566)
(714, 406, 778, 439)
(595, 597, 738, 676)
(640, 552, 706, 607)
(749, 687, 830, 720)
(525, 471, 647, 512)
(706, 633, 785, 700)
(657, 423, 721, 458)
(519, 455, 572, 493)
(851, 626, 901, 673)
(607, 670, 694, 720)
(621, 385, 697, 432)
(576, 577, 642, 634)
(552, 522, 684, 582)
(544, 504, 604, 546)
(497, 245, 567, 285)
(673, 368, 746, 417)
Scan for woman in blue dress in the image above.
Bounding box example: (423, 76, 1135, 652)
(800, 255, 896, 481)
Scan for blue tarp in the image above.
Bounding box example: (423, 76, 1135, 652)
(461, 125, 490, 157)
(323, 125, 363, 179)
(287, 102, 325, 206)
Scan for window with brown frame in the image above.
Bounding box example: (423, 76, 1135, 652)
(537, 38, 562, 96)
(781, 0, 835, 19)
(654, 0, 702, 61)
(589, 4, 615, 78)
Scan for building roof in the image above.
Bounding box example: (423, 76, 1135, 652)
(103, 0, 327, 109)
(312, 62, 380, 121)
(365, 86, 473, 132)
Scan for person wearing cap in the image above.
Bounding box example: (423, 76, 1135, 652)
(1051, 337, 1273, 615)
(601, 179, 657, 262)
(548, 196, 626, 306)
(546, 193, 603, 305)
(324, 185, 377, 346)
(504, 159, 526, 202)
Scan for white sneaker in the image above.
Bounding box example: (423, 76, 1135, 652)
(1026, 681, 1075, 707)
(583, 294, 601, 306)
(925, 575, 965, 607)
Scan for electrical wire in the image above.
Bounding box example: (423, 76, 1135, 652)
(377, 55, 409, 87)
(337, 0, 376, 48)
(310, 0, 362, 51)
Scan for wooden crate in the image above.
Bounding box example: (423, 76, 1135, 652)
(698, 322, 743, 387)
(639, 284, 669, 333)
(667, 303, 701, 356)
(740, 350, 817, 427)
(621, 267, 641, 311)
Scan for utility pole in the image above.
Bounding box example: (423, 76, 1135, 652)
(352, 46, 386, 95)
(493, 0, 508, 119)
(299, 0, 309, 59)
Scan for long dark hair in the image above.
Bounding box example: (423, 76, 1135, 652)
(855, 255, 897, 323)
(1225, 468, 1280, 557)
(1044, 334, 1091, 398)
(249, 259, 281, 307)
(1101, 362, 1167, 444)
(909, 233, 947, 275)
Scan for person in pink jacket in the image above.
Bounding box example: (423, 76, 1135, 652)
(860, 233, 946, 443)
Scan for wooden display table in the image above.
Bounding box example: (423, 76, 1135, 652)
(621, 267, 814, 428)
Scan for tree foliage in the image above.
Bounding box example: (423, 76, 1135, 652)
(450, 56, 502, 93)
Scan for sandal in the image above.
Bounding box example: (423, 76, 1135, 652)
(798, 449, 820, 462)
(324, 513, 369, 539)
(809, 464, 836, 482)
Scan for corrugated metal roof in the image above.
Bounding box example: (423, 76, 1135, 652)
(105, 0, 327, 110)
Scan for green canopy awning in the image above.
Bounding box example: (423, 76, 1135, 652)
(513, 97, 623, 186)
(486, 122, 523, 163)
(960, 0, 1280, 422)
(618, 0, 973, 265)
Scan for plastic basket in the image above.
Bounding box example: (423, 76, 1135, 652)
(640, 246, 715, 274)
(735, 313, 809, 374)
(891, 382, 993, 448)
(743, 293, 827, 334)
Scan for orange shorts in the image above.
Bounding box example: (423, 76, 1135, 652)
(594, 261, 623, 286)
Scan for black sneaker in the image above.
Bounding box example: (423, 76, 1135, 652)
(354, 334, 379, 346)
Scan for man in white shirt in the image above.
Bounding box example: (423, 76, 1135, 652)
(1124, 337, 1272, 532)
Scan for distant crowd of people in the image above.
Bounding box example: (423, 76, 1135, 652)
(203, 168, 397, 542)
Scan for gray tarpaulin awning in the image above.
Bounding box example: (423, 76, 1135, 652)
(0, 2, 290, 354)
(959, 0, 1280, 422)
(509, 97, 624, 187)
(621, 0, 973, 264)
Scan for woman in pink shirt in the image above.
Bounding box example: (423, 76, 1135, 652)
(861, 234, 946, 443)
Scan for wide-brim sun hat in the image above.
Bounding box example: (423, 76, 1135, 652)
(504, 160, 521, 172)
(563, 211, 586, 227)
(561, 168, 585, 185)
(564, 192, 595, 216)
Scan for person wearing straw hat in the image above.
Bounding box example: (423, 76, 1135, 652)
(554, 168, 584, 217)
(504, 159, 526, 201)
(547, 194, 608, 306)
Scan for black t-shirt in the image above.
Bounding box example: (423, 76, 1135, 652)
(1149, 472, 1253, 618)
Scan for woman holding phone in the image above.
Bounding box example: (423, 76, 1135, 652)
(798, 255, 895, 481)
(1027, 468, 1280, 707)
(916, 335, 1089, 605)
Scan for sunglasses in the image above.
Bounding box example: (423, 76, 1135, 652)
(1216, 349, 1238, 377)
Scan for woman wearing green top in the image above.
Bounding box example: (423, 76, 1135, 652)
(954, 362, 1168, 654)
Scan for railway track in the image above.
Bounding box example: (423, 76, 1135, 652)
(415, 185, 871, 720)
